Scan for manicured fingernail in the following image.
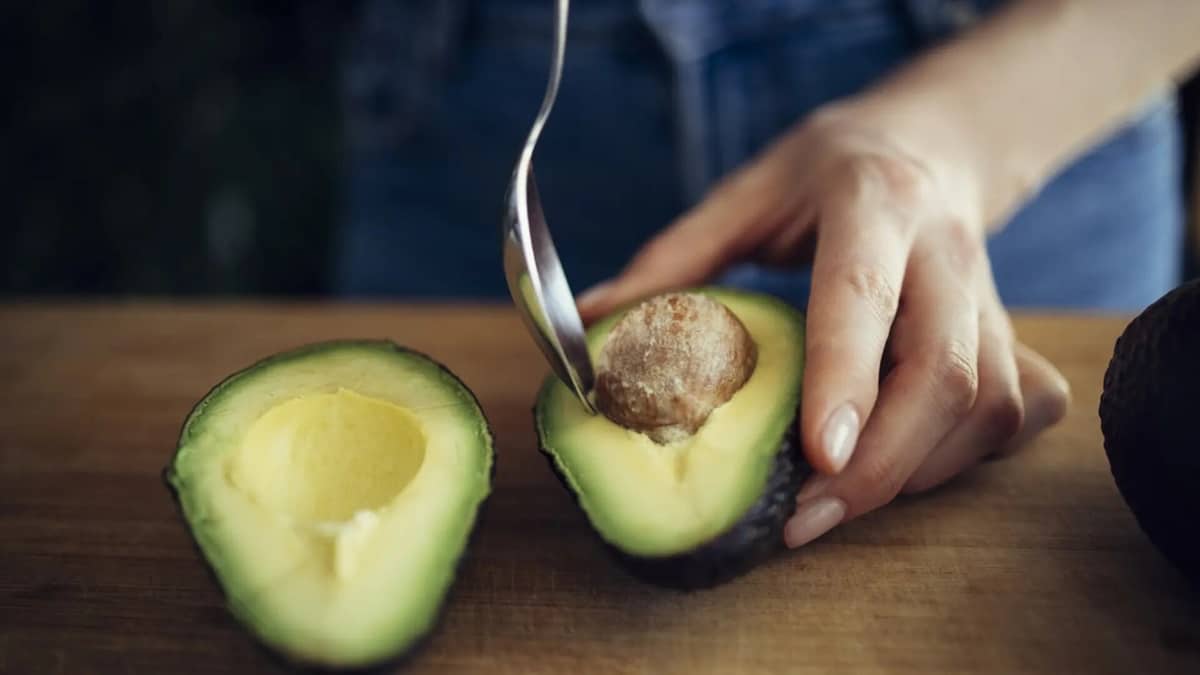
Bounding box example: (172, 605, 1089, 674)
(794, 473, 833, 502)
(577, 281, 613, 311)
(822, 404, 860, 473)
(784, 497, 847, 548)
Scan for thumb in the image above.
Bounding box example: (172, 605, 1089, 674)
(576, 161, 794, 323)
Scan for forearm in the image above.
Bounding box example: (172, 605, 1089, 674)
(850, 0, 1200, 230)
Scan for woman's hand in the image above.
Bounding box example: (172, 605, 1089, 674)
(575, 102, 1071, 548)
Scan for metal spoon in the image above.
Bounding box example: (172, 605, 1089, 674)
(500, 0, 596, 414)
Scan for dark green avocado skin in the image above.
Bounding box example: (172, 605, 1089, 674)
(1100, 278, 1200, 583)
(537, 413, 810, 590)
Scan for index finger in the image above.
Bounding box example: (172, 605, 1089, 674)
(799, 173, 915, 475)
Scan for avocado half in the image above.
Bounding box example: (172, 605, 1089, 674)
(1100, 277, 1200, 583)
(534, 287, 810, 589)
(164, 340, 494, 669)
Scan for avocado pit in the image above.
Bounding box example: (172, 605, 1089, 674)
(594, 292, 757, 443)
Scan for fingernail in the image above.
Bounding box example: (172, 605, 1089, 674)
(577, 280, 613, 311)
(794, 473, 833, 502)
(784, 497, 847, 548)
(822, 404, 860, 473)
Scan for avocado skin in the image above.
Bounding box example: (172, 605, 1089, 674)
(162, 340, 496, 672)
(1100, 278, 1200, 583)
(536, 411, 810, 590)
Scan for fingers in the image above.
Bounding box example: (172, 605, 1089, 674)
(902, 339, 1070, 493)
(575, 161, 796, 324)
(901, 296, 1022, 494)
(1001, 342, 1071, 452)
(797, 175, 915, 475)
(901, 259, 1070, 492)
(784, 238, 980, 548)
(785, 310, 1071, 547)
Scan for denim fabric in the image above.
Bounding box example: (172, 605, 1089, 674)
(335, 0, 1185, 312)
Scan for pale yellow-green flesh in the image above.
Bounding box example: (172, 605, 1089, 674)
(168, 344, 492, 667)
(537, 288, 804, 557)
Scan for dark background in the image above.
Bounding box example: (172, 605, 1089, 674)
(2, 1, 356, 297)
(3, 2, 1198, 299)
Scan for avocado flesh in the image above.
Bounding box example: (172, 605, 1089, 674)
(166, 341, 493, 668)
(535, 288, 808, 586)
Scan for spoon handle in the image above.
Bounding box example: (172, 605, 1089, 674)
(519, 0, 568, 170)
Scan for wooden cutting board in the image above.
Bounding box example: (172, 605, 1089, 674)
(1, 302, 1197, 674)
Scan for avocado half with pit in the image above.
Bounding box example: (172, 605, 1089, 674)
(534, 287, 809, 589)
(164, 341, 494, 669)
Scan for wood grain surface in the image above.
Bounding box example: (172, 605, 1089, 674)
(1, 302, 1198, 674)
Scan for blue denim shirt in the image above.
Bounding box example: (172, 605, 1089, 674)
(335, 0, 1184, 312)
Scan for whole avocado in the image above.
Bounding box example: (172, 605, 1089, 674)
(1099, 277, 1200, 583)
